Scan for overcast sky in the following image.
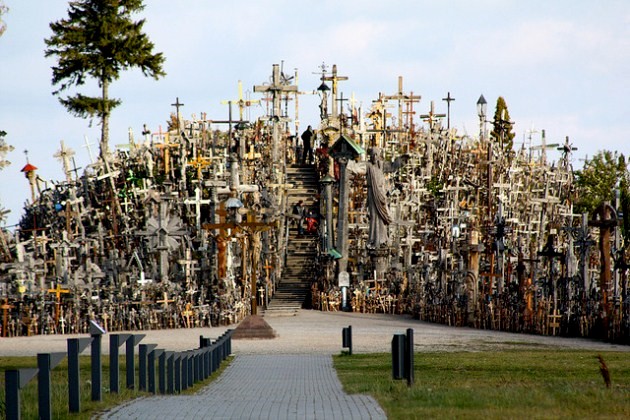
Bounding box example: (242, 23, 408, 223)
(1, 0, 629, 228)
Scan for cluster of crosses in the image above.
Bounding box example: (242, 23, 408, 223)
(0, 63, 628, 343)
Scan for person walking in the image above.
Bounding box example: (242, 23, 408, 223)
(301, 125, 314, 165)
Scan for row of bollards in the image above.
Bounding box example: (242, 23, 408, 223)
(341, 325, 414, 387)
(4, 322, 234, 420)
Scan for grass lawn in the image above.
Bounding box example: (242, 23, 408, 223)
(0, 355, 231, 419)
(334, 350, 630, 419)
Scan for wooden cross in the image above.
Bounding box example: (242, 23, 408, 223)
(442, 92, 455, 130)
(1, 298, 15, 337)
(419, 101, 446, 132)
(156, 291, 174, 309)
(53, 140, 76, 184)
(222, 80, 261, 121)
(171, 97, 185, 132)
(47, 283, 71, 325)
(254, 64, 298, 163)
(321, 64, 348, 118)
(589, 203, 618, 326)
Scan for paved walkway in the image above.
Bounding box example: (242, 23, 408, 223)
(100, 354, 386, 419)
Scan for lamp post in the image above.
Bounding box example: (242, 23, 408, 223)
(476, 94, 487, 140)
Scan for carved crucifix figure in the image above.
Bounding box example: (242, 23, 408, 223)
(589, 202, 617, 330)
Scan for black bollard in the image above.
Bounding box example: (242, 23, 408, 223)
(342, 325, 353, 355)
(109, 334, 131, 394)
(166, 351, 175, 394)
(392, 333, 406, 380)
(406, 328, 414, 386)
(126, 334, 145, 389)
(37, 352, 66, 420)
(5, 368, 38, 420)
(67, 337, 92, 413)
(89, 321, 107, 402)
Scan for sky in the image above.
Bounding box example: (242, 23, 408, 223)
(0, 0, 629, 229)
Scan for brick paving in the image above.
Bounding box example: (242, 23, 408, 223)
(100, 354, 386, 420)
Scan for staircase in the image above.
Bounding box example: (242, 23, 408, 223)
(264, 165, 319, 316)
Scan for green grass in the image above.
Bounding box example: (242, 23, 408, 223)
(334, 350, 630, 419)
(0, 355, 231, 419)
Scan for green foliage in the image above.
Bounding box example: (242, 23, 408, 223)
(44, 0, 165, 156)
(335, 350, 630, 419)
(0, 2, 7, 37)
(490, 96, 515, 154)
(574, 151, 628, 217)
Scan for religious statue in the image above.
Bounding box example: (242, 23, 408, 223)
(366, 148, 393, 248)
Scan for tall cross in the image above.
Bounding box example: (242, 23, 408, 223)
(222, 80, 260, 121)
(322, 64, 348, 118)
(442, 92, 455, 130)
(384, 76, 420, 131)
(254, 64, 298, 164)
(171, 97, 185, 132)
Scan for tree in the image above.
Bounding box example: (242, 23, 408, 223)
(490, 96, 515, 155)
(44, 0, 165, 161)
(574, 151, 628, 215)
(0, 2, 7, 37)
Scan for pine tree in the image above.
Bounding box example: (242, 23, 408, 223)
(45, 0, 165, 161)
(490, 96, 515, 155)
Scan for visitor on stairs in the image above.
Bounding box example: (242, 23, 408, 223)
(292, 200, 305, 236)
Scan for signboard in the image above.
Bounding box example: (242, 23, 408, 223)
(338, 271, 350, 288)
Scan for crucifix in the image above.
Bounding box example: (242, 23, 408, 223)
(47, 282, 71, 326)
(589, 202, 617, 332)
(321, 64, 348, 118)
(442, 92, 455, 130)
(171, 97, 185, 134)
(254, 64, 298, 164)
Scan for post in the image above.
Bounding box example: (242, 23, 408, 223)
(37, 353, 53, 420)
(392, 334, 405, 380)
(174, 354, 182, 393)
(159, 351, 167, 394)
(167, 352, 175, 394)
(406, 328, 414, 386)
(126, 334, 145, 389)
(90, 321, 106, 401)
(109, 334, 130, 393)
(342, 325, 353, 355)
(181, 352, 189, 390)
(67, 337, 91, 413)
(5, 368, 38, 420)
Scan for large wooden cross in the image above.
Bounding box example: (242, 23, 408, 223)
(589, 203, 618, 330)
(1, 298, 15, 337)
(47, 283, 71, 326)
(254, 64, 298, 163)
(322, 64, 348, 118)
